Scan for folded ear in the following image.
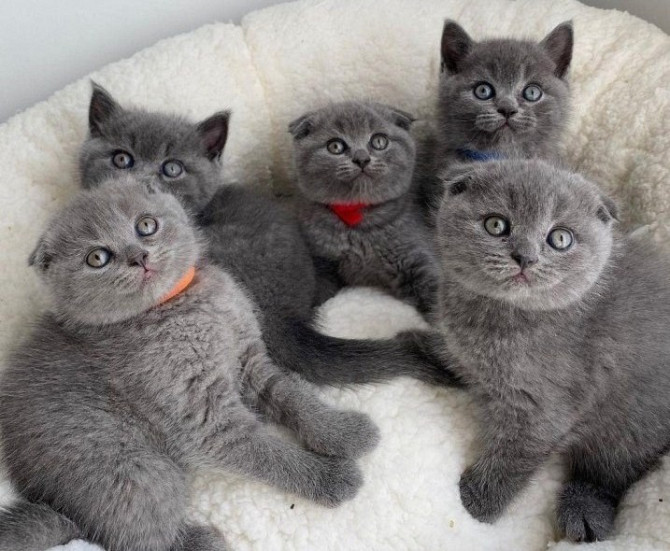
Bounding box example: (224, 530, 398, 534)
(540, 21, 573, 79)
(28, 236, 53, 273)
(384, 106, 415, 131)
(89, 81, 121, 137)
(288, 113, 316, 140)
(597, 193, 619, 223)
(441, 20, 473, 74)
(440, 163, 477, 196)
(197, 111, 230, 161)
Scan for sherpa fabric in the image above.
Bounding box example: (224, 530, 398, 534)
(0, 1, 668, 550)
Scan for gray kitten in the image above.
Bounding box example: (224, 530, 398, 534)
(0, 180, 379, 551)
(79, 84, 459, 387)
(417, 20, 573, 215)
(290, 101, 440, 316)
(433, 159, 670, 542)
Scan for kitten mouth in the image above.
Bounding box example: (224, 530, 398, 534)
(512, 271, 530, 284)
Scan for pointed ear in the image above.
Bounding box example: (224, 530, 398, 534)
(288, 113, 316, 140)
(441, 20, 473, 74)
(540, 21, 573, 79)
(28, 237, 53, 273)
(89, 81, 120, 137)
(197, 111, 230, 161)
(597, 193, 619, 223)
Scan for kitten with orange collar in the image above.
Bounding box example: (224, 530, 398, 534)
(290, 101, 439, 316)
(0, 178, 377, 551)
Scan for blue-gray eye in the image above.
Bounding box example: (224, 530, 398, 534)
(112, 151, 134, 169)
(370, 133, 389, 150)
(547, 228, 573, 250)
(474, 83, 495, 100)
(136, 216, 158, 237)
(484, 215, 510, 236)
(522, 84, 543, 102)
(162, 160, 184, 178)
(86, 248, 111, 268)
(327, 139, 347, 155)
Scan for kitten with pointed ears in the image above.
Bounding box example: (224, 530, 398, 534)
(290, 101, 440, 316)
(433, 159, 670, 542)
(79, 83, 458, 387)
(418, 20, 573, 215)
(0, 180, 379, 551)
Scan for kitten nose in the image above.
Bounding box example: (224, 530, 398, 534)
(511, 252, 538, 271)
(352, 150, 371, 168)
(497, 106, 518, 118)
(126, 246, 149, 268)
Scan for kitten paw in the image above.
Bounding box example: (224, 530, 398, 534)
(459, 467, 504, 523)
(557, 480, 617, 542)
(303, 411, 380, 459)
(312, 457, 363, 507)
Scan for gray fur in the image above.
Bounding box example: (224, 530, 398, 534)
(79, 84, 458, 386)
(433, 159, 670, 542)
(417, 21, 573, 216)
(0, 182, 380, 551)
(290, 101, 440, 315)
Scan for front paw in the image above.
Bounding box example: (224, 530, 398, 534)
(312, 457, 363, 507)
(459, 467, 505, 523)
(303, 411, 380, 459)
(557, 480, 617, 542)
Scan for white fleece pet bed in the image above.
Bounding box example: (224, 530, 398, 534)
(1, 0, 669, 549)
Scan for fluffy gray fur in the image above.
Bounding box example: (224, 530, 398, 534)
(417, 21, 573, 216)
(290, 101, 440, 316)
(433, 159, 670, 542)
(79, 83, 458, 387)
(0, 181, 380, 551)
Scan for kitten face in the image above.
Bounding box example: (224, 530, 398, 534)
(289, 102, 416, 204)
(437, 160, 617, 311)
(79, 84, 229, 213)
(30, 177, 200, 325)
(438, 22, 572, 153)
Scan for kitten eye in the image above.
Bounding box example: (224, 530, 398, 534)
(86, 248, 111, 268)
(112, 151, 134, 169)
(522, 84, 543, 102)
(327, 139, 347, 155)
(474, 83, 495, 100)
(370, 134, 389, 151)
(162, 160, 184, 178)
(484, 215, 510, 237)
(547, 228, 574, 251)
(136, 216, 158, 237)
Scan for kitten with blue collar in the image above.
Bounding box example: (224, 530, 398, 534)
(417, 20, 573, 217)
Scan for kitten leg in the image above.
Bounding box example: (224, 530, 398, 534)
(205, 406, 363, 507)
(241, 351, 380, 459)
(557, 479, 618, 542)
(459, 430, 551, 523)
(396, 248, 440, 316)
(171, 524, 227, 551)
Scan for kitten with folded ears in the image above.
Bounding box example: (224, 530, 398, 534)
(433, 159, 670, 542)
(290, 101, 440, 316)
(0, 179, 378, 551)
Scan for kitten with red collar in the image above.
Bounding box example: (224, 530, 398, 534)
(289, 101, 439, 316)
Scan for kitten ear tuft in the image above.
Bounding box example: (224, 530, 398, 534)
(597, 194, 619, 223)
(197, 111, 230, 161)
(89, 82, 120, 137)
(28, 238, 53, 273)
(288, 114, 314, 140)
(441, 20, 473, 74)
(540, 21, 573, 79)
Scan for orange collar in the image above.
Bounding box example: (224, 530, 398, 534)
(158, 266, 196, 305)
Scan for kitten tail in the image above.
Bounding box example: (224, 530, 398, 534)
(0, 499, 81, 551)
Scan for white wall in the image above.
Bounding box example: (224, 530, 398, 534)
(1, 0, 668, 123)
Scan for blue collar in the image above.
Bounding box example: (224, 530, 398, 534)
(455, 148, 506, 162)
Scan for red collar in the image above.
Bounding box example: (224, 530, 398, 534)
(329, 203, 371, 227)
